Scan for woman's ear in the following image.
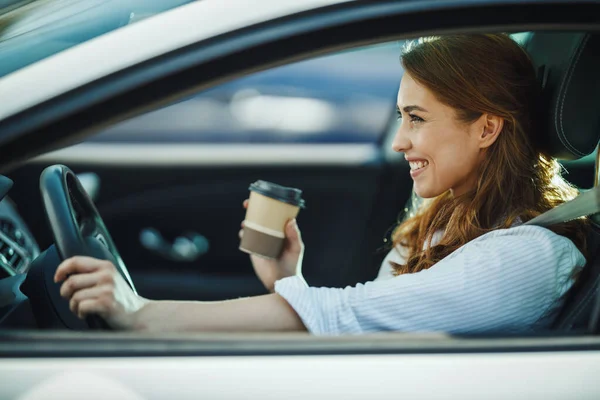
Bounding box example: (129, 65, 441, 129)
(479, 114, 503, 148)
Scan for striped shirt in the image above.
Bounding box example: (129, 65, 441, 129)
(274, 225, 585, 335)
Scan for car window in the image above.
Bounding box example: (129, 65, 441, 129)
(0, 0, 195, 78)
(89, 42, 402, 144)
(510, 31, 533, 45)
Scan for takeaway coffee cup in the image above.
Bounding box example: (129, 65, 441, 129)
(239, 180, 305, 259)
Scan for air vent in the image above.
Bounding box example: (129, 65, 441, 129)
(0, 219, 29, 276)
(0, 219, 26, 247)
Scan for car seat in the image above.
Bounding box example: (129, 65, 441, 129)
(523, 32, 600, 332)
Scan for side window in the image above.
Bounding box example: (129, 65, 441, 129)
(90, 43, 401, 144)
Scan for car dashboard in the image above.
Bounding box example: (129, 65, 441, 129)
(0, 198, 40, 279)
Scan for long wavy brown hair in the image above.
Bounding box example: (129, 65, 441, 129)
(391, 33, 587, 276)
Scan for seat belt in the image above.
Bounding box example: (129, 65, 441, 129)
(524, 185, 600, 227)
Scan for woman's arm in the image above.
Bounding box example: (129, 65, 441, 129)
(274, 226, 585, 335)
(54, 256, 307, 332)
(135, 294, 306, 333)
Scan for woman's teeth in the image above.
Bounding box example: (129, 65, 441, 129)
(409, 160, 429, 171)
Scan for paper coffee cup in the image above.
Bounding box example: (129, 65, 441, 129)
(240, 180, 305, 259)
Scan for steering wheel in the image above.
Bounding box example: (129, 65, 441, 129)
(38, 164, 137, 329)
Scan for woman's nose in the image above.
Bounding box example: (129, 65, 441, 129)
(391, 124, 411, 153)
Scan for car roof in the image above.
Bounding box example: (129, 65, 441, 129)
(0, 0, 350, 123)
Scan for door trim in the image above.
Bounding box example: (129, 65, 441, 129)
(30, 143, 381, 166)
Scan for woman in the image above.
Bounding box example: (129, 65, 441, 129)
(55, 33, 587, 334)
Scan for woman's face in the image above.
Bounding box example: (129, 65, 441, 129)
(392, 73, 489, 198)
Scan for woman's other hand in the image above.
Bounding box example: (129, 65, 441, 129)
(54, 256, 148, 330)
(240, 199, 305, 292)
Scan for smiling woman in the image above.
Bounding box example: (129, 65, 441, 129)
(53, 33, 588, 336)
(390, 34, 587, 276)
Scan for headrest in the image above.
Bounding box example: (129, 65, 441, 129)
(525, 33, 600, 160)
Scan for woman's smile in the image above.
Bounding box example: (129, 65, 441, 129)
(408, 159, 429, 179)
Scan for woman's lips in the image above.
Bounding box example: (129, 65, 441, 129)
(407, 159, 429, 179)
(410, 164, 427, 178)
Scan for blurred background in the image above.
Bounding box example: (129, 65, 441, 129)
(0, 0, 400, 146)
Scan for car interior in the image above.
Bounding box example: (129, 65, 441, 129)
(0, 28, 599, 335)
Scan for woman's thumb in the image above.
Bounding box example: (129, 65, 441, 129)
(285, 219, 303, 250)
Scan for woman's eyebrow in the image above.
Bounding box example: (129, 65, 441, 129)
(403, 105, 428, 113)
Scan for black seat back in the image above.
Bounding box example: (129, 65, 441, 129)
(524, 33, 600, 160)
(524, 32, 600, 332)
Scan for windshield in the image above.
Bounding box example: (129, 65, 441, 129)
(0, 0, 195, 78)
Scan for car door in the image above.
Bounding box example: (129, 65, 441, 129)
(7, 43, 414, 301)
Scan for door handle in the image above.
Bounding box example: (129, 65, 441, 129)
(139, 228, 209, 262)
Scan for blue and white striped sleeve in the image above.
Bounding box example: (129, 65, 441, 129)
(274, 226, 585, 335)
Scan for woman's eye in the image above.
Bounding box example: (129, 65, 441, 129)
(396, 109, 424, 123)
(409, 114, 424, 123)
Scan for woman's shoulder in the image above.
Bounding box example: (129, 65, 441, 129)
(475, 224, 577, 246)
(455, 225, 585, 272)
(464, 224, 581, 253)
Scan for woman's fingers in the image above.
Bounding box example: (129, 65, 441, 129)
(54, 256, 114, 283)
(60, 269, 110, 298)
(243, 199, 249, 208)
(239, 219, 246, 239)
(69, 284, 114, 318)
(52, 257, 142, 327)
(56, 256, 118, 320)
(285, 219, 304, 253)
(76, 297, 111, 320)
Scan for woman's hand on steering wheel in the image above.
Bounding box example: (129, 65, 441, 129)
(54, 256, 147, 330)
(240, 199, 305, 292)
